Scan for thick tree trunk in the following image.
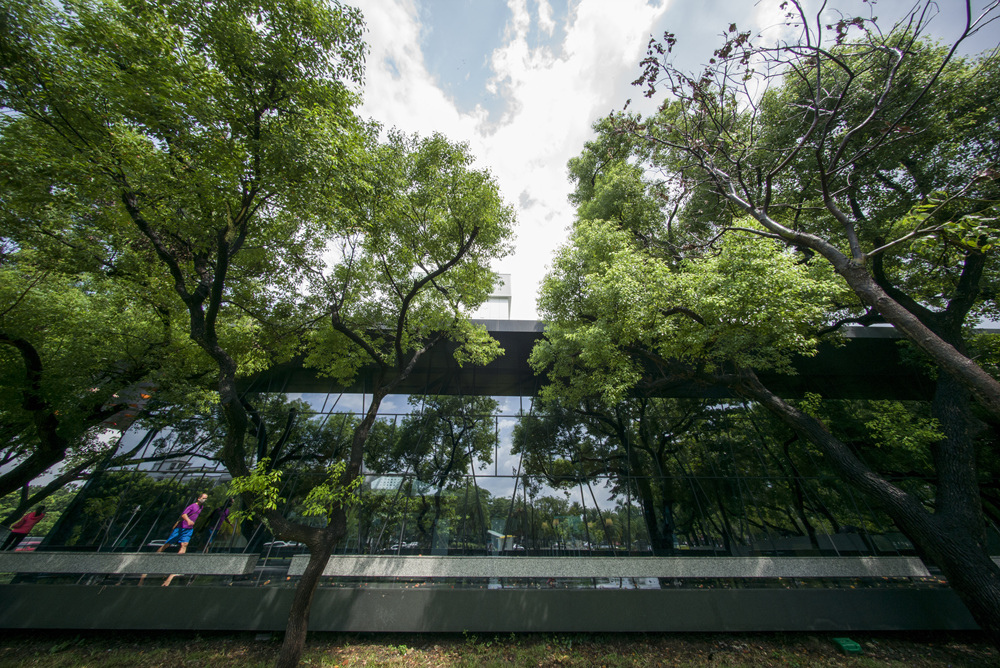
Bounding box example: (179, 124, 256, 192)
(0, 447, 67, 501)
(841, 263, 1000, 421)
(732, 196, 1000, 420)
(909, 516, 1000, 645)
(916, 371, 1000, 643)
(734, 368, 1000, 646)
(797, 245, 1000, 421)
(274, 541, 334, 668)
(274, 510, 345, 668)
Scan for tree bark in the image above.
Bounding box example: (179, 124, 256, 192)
(912, 515, 1000, 645)
(274, 533, 338, 668)
(734, 367, 1000, 646)
(710, 177, 1000, 422)
(838, 262, 1000, 422)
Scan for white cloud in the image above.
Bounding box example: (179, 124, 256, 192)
(353, 0, 488, 138)
(352, 0, 670, 319)
(507, 0, 532, 42)
(340, 0, 987, 321)
(752, 0, 798, 42)
(536, 0, 556, 37)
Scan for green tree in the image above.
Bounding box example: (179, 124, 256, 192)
(1, 0, 335, 508)
(1, 6, 513, 667)
(5, 2, 348, 666)
(541, 0, 1000, 642)
(365, 395, 498, 547)
(1, 0, 368, 462)
(515, 397, 713, 554)
(0, 260, 211, 501)
(276, 131, 512, 663)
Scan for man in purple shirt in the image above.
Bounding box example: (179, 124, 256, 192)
(154, 493, 208, 587)
(158, 493, 209, 554)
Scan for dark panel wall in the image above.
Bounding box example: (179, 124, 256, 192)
(0, 586, 978, 632)
(242, 322, 944, 400)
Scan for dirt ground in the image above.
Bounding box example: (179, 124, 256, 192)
(0, 630, 997, 667)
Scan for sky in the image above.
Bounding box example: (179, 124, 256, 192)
(347, 0, 998, 321)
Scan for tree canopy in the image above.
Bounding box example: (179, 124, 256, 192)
(2, 2, 514, 666)
(532, 218, 845, 407)
(535, 0, 1000, 645)
(623, 1, 1000, 413)
(0, 0, 370, 498)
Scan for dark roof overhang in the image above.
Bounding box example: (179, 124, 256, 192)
(241, 320, 981, 400)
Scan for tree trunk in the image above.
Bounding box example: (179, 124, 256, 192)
(274, 511, 345, 668)
(272, 379, 393, 666)
(734, 368, 1000, 646)
(835, 260, 1000, 422)
(274, 545, 331, 668)
(906, 515, 1000, 645)
(727, 190, 1000, 420)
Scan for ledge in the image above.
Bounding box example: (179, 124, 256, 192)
(0, 552, 258, 575)
(288, 555, 932, 579)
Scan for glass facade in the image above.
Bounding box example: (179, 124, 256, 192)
(18, 390, 995, 591)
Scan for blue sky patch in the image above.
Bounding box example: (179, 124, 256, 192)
(419, 1, 511, 114)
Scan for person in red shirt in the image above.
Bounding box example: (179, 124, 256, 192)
(2, 506, 46, 551)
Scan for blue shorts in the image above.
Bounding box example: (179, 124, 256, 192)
(165, 527, 194, 545)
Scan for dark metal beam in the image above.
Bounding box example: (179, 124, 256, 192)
(242, 321, 961, 400)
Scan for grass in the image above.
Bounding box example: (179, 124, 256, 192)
(0, 630, 995, 667)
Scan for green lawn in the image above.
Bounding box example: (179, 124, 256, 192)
(0, 631, 995, 667)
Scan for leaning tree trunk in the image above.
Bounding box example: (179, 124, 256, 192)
(721, 191, 1000, 422)
(274, 510, 346, 668)
(735, 368, 1000, 646)
(906, 514, 1000, 645)
(274, 383, 388, 667)
(275, 545, 332, 668)
(838, 261, 1000, 422)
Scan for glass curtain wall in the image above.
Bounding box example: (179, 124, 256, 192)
(39, 391, 996, 562)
